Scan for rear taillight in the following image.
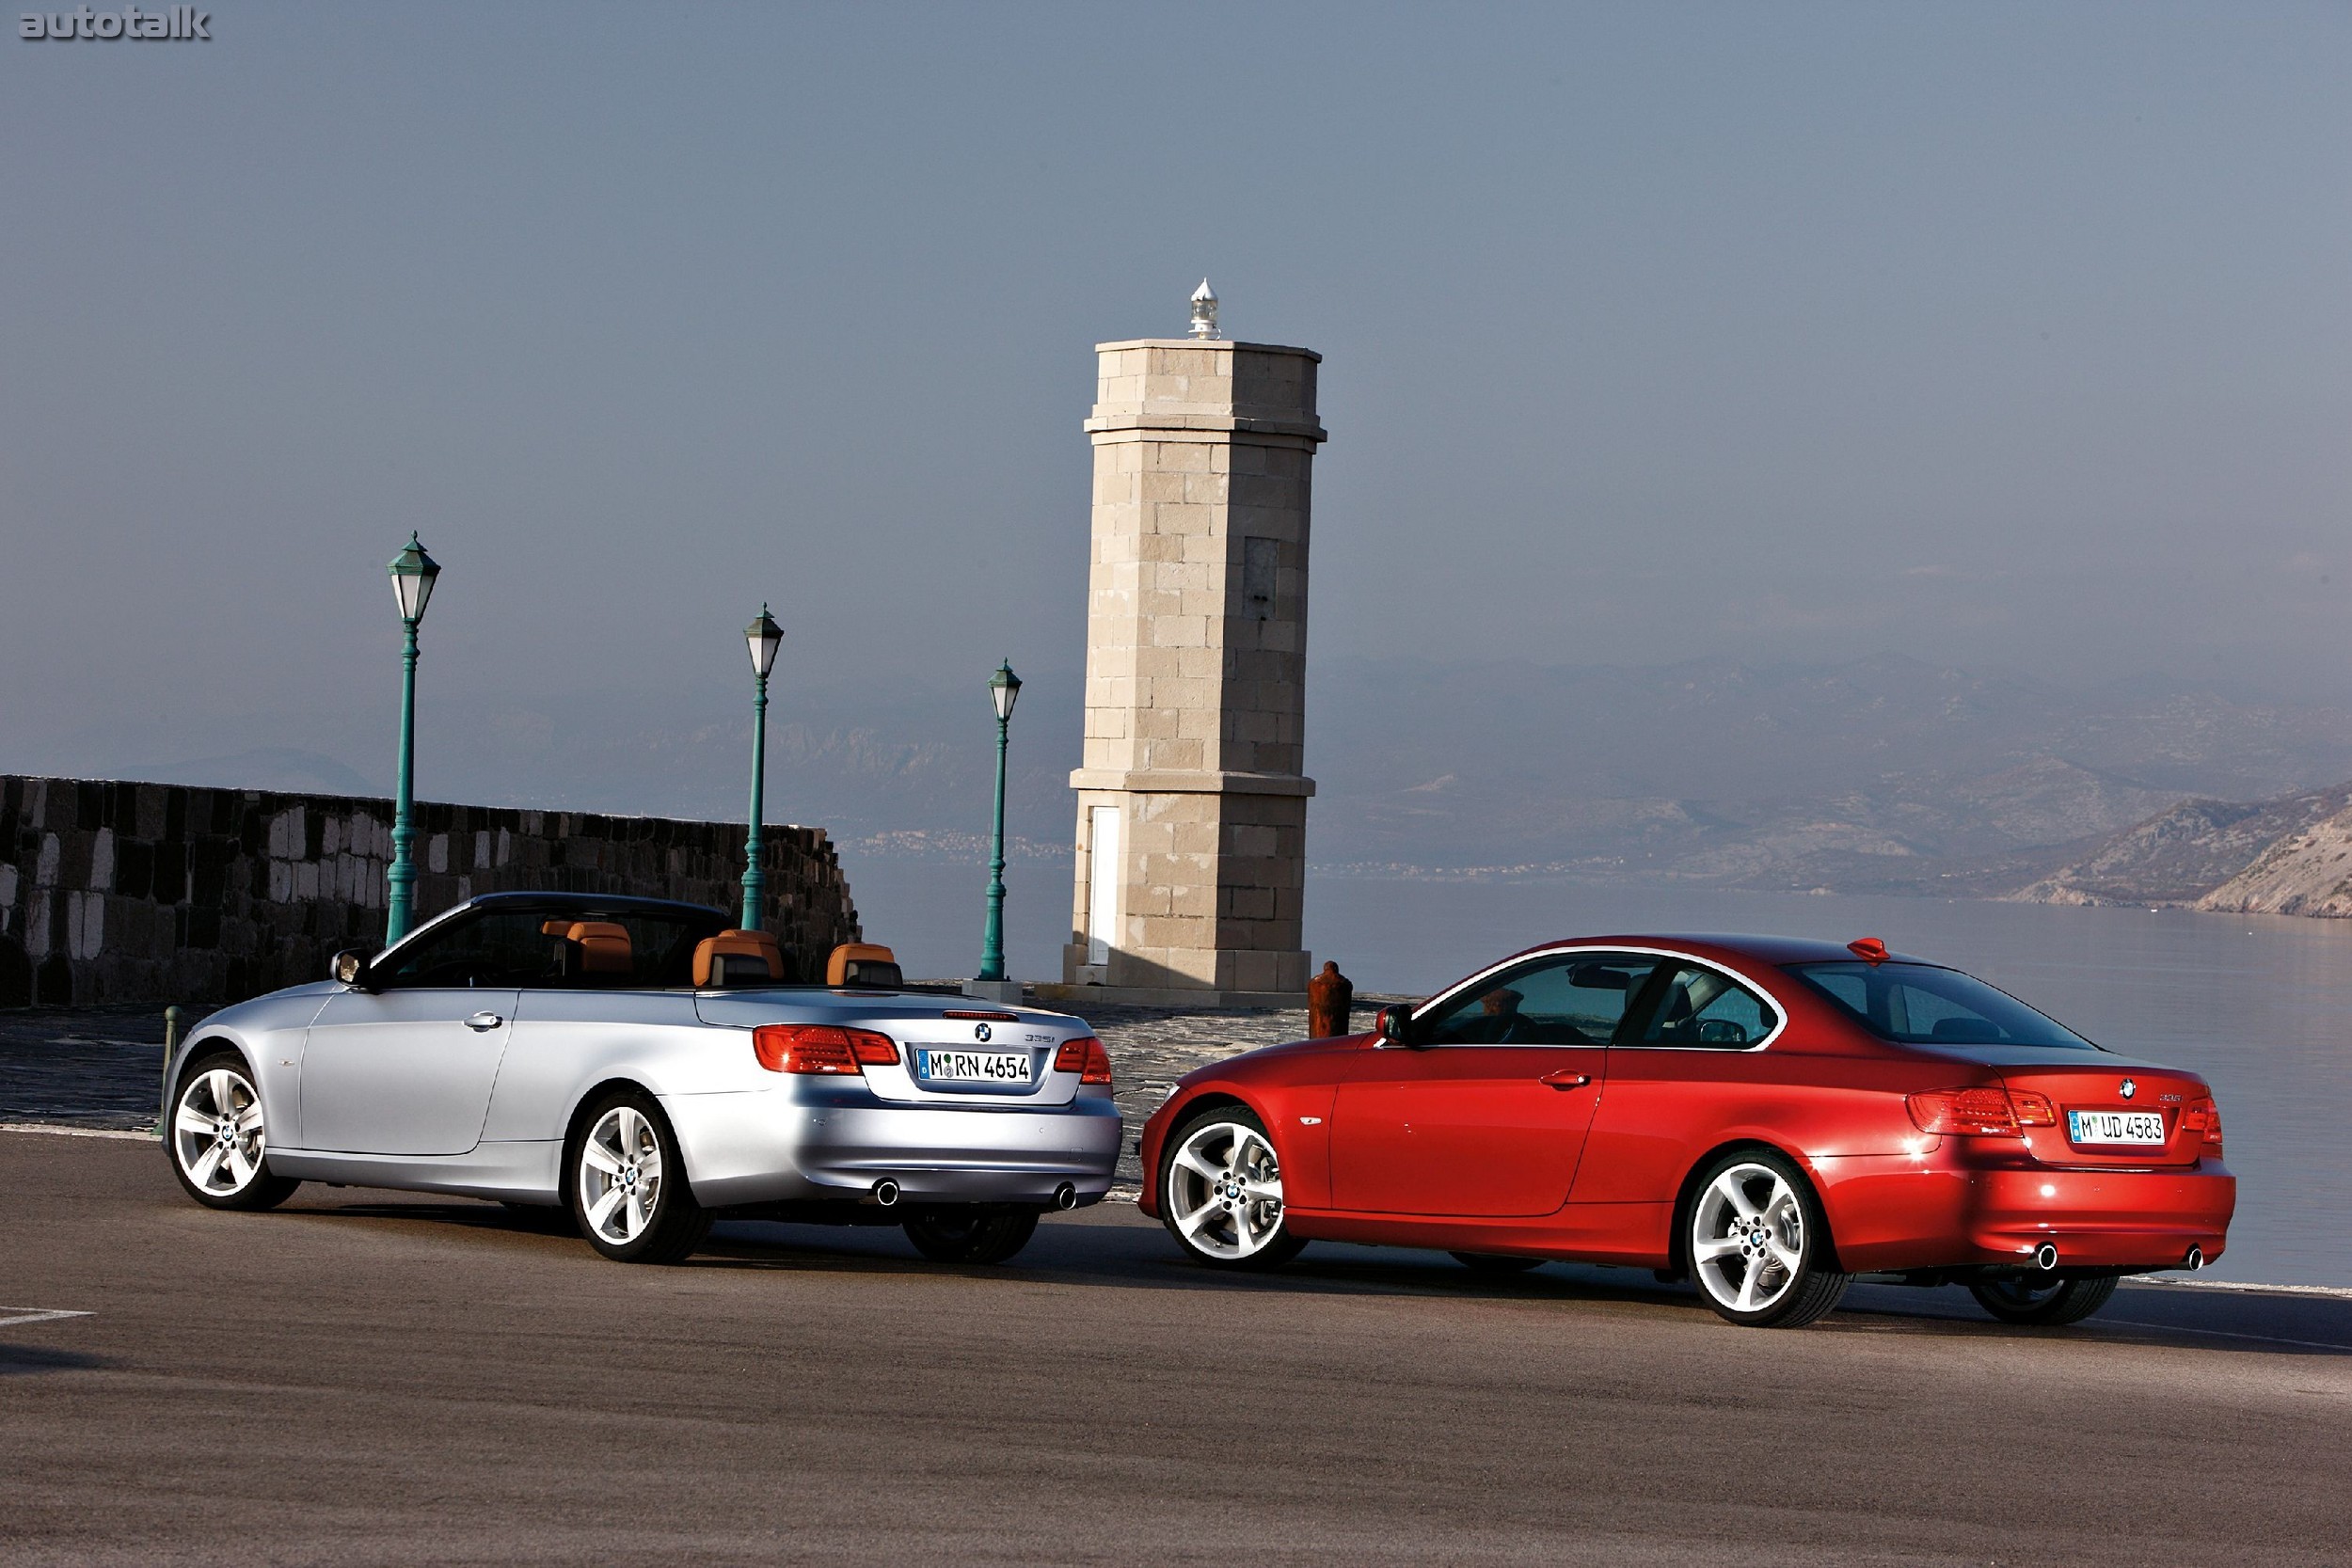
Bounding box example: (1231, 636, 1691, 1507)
(1054, 1036, 1114, 1085)
(1905, 1086, 2052, 1137)
(2009, 1091, 2057, 1127)
(2183, 1096, 2223, 1151)
(753, 1024, 898, 1074)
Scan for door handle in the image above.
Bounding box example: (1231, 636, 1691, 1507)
(1538, 1069, 1590, 1090)
(465, 1012, 504, 1032)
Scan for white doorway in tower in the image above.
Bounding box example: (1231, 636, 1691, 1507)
(1085, 805, 1121, 974)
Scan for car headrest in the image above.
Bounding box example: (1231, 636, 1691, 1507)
(693, 929, 785, 988)
(543, 920, 633, 975)
(827, 942, 901, 988)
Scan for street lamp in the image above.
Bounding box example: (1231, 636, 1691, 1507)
(384, 532, 440, 944)
(977, 659, 1023, 984)
(740, 604, 784, 930)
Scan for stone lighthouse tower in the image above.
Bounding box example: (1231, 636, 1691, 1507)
(1057, 284, 1326, 1002)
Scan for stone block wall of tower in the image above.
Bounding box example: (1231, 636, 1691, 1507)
(1064, 333, 1326, 999)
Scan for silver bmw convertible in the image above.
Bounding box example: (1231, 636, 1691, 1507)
(164, 892, 1122, 1264)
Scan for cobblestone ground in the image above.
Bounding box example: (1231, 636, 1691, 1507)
(0, 998, 1408, 1186)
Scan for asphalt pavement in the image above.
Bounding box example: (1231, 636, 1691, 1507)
(3, 1129, 2348, 1565)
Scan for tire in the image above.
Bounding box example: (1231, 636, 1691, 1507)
(1158, 1105, 1305, 1271)
(1452, 1252, 1544, 1275)
(166, 1051, 300, 1212)
(564, 1089, 711, 1264)
(1684, 1149, 1850, 1328)
(901, 1206, 1041, 1265)
(1968, 1274, 2120, 1326)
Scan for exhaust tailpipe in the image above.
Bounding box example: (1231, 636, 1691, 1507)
(870, 1179, 900, 1208)
(1052, 1182, 1077, 1211)
(2033, 1243, 2059, 1272)
(2184, 1245, 2204, 1272)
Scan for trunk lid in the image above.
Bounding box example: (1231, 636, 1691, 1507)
(1990, 1052, 2215, 1168)
(694, 990, 1098, 1106)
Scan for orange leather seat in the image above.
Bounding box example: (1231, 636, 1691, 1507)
(694, 929, 785, 988)
(827, 942, 901, 989)
(541, 919, 634, 977)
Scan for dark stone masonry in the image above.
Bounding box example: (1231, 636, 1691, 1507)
(0, 775, 861, 1006)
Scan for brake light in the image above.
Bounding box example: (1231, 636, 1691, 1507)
(2183, 1096, 2223, 1150)
(1054, 1036, 1114, 1085)
(2008, 1091, 2058, 1127)
(1906, 1086, 2034, 1136)
(752, 1024, 898, 1074)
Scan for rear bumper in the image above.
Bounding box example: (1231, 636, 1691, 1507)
(1819, 1152, 2236, 1273)
(664, 1085, 1124, 1208)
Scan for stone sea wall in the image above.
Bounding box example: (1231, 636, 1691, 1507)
(0, 775, 860, 1006)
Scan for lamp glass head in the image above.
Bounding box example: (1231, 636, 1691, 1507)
(988, 659, 1022, 721)
(745, 604, 784, 678)
(388, 533, 440, 624)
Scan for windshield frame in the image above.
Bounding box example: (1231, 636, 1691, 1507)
(1783, 960, 2103, 1052)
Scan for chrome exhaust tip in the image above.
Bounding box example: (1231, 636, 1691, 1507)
(870, 1179, 900, 1208)
(2184, 1244, 2204, 1272)
(1052, 1181, 1077, 1211)
(2033, 1243, 2059, 1272)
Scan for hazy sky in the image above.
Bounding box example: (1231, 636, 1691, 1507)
(6, 2, 2350, 800)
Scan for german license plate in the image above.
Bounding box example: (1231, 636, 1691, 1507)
(2067, 1110, 2166, 1146)
(914, 1048, 1030, 1085)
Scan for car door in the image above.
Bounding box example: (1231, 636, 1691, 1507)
(297, 908, 555, 1155)
(1326, 951, 1660, 1217)
(1572, 958, 1788, 1206)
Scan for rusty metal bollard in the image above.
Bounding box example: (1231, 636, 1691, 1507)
(158, 1005, 183, 1139)
(1307, 961, 1354, 1038)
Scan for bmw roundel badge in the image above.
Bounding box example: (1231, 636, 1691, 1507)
(2120, 1078, 2136, 1100)
(975, 1022, 993, 1042)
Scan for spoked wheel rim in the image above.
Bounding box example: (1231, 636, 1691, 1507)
(1165, 1121, 1285, 1260)
(578, 1106, 664, 1245)
(173, 1066, 267, 1197)
(1691, 1161, 1808, 1315)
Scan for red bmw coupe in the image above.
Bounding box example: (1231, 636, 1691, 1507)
(1138, 935, 2234, 1328)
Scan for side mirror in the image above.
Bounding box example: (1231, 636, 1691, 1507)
(1376, 1005, 1418, 1046)
(331, 948, 376, 990)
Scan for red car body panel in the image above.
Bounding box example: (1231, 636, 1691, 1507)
(1137, 934, 2235, 1276)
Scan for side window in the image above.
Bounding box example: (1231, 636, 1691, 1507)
(379, 911, 564, 990)
(1635, 964, 1779, 1049)
(605, 913, 718, 988)
(1419, 953, 1661, 1046)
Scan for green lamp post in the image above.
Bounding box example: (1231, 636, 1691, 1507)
(740, 604, 784, 930)
(384, 533, 440, 944)
(977, 659, 1022, 983)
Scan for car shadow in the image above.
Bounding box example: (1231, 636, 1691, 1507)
(276, 1195, 2352, 1357)
(0, 1344, 108, 1376)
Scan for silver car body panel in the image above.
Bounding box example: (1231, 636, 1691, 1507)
(170, 933, 1120, 1210)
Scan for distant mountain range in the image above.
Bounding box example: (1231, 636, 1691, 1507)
(119, 654, 2352, 905)
(2017, 784, 2352, 916)
(1306, 655, 2352, 894)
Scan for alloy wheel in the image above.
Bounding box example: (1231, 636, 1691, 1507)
(578, 1104, 665, 1246)
(1164, 1120, 1286, 1261)
(172, 1066, 268, 1198)
(1691, 1161, 1808, 1315)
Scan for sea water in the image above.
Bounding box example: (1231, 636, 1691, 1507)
(849, 860, 2352, 1288)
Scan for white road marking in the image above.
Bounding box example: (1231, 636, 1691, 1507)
(0, 1307, 94, 1329)
(0, 1123, 152, 1142)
